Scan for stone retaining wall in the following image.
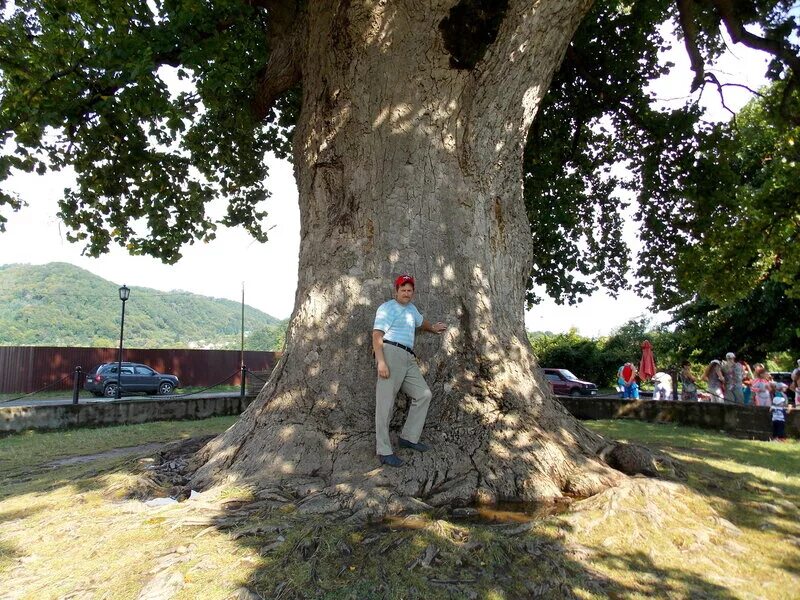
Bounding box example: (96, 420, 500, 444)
(556, 396, 798, 440)
(0, 395, 256, 434)
(2, 394, 795, 440)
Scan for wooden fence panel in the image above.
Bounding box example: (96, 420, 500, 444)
(0, 346, 278, 393)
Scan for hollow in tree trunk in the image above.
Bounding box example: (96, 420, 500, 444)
(192, 0, 624, 518)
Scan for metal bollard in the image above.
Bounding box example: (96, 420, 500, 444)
(72, 366, 82, 404)
(240, 365, 247, 400)
(671, 367, 679, 401)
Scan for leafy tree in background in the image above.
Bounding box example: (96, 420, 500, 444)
(669, 280, 800, 363)
(525, 1, 800, 306)
(2, 0, 799, 513)
(665, 82, 800, 309)
(530, 318, 680, 387)
(528, 329, 607, 384)
(646, 83, 800, 365)
(246, 320, 287, 352)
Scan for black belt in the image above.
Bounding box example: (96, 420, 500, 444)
(384, 340, 415, 357)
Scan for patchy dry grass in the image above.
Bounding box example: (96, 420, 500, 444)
(581, 420, 800, 597)
(1, 418, 799, 599)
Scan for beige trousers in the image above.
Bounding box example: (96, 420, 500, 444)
(375, 344, 432, 456)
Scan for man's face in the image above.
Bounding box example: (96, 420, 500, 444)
(395, 283, 414, 305)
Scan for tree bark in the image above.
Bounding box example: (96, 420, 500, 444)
(192, 0, 623, 518)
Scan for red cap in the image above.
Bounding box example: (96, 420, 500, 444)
(394, 274, 415, 290)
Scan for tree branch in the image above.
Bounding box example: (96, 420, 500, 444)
(707, 79, 765, 98)
(562, 46, 652, 132)
(251, 1, 304, 121)
(676, 0, 706, 92)
(703, 72, 737, 120)
(711, 0, 800, 79)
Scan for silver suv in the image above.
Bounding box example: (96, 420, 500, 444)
(84, 362, 181, 398)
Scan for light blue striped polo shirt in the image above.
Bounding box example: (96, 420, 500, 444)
(373, 299, 423, 349)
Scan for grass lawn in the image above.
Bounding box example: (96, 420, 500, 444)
(1, 418, 799, 599)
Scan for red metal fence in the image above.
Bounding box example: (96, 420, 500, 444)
(0, 346, 278, 393)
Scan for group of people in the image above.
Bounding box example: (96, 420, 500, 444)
(681, 353, 797, 406)
(678, 353, 796, 441)
(616, 353, 796, 440)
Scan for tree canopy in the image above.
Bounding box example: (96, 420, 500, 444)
(666, 82, 800, 308)
(0, 0, 295, 261)
(1, 0, 798, 305)
(525, 0, 800, 307)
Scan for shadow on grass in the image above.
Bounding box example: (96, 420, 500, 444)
(201, 507, 740, 599)
(591, 420, 800, 478)
(587, 420, 800, 581)
(588, 548, 738, 599)
(0, 505, 46, 524)
(0, 459, 128, 502)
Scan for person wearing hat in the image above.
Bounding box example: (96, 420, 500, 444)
(721, 352, 744, 403)
(372, 274, 447, 467)
(770, 383, 791, 441)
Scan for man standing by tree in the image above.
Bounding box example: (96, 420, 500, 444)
(372, 275, 447, 468)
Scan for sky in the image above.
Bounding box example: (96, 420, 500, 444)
(0, 26, 770, 337)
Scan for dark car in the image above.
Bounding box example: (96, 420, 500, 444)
(770, 371, 793, 386)
(542, 368, 598, 397)
(84, 362, 181, 398)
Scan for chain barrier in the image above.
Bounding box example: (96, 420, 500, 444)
(167, 370, 240, 399)
(0, 374, 73, 404)
(248, 370, 271, 384)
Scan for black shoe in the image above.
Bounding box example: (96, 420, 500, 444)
(399, 438, 429, 452)
(379, 454, 404, 467)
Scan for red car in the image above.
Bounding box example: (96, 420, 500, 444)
(543, 368, 598, 397)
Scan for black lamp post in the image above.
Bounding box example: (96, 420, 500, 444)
(116, 285, 130, 399)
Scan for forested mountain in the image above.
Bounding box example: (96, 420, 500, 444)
(0, 263, 287, 350)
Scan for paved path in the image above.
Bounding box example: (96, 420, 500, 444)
(2, 390, 653, 409)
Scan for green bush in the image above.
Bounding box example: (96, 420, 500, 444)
(529, 318, 681, 387)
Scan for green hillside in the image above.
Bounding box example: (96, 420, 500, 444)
(0, 263, 288, 350)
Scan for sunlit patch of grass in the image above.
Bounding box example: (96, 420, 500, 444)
(0, 429, 256, 597)
(218, 484, 257, 502)
(582, 420, 800, 598)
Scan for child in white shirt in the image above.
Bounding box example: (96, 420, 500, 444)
(770, 383, 791, 441)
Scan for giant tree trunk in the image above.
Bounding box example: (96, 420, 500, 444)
(192, 0, 622, 517)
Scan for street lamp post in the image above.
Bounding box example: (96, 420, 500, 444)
(116, 285, 130, 400)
